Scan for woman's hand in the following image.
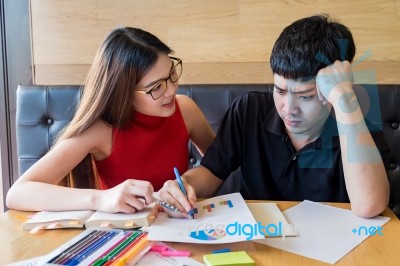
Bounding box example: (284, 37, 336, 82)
(94, 179, 154, 213)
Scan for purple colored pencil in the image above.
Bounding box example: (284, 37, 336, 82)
(48, 230, 100, 264)
(55, 231, 108, 265)
(65, 231, 117, 265)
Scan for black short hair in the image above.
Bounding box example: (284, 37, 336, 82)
(270, 14, 356, 80)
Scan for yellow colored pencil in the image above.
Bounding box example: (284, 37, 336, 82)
(111, 235, 152, 266)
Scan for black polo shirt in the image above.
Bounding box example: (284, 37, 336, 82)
(201, 91, 390, 202)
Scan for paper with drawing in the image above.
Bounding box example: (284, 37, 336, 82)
(148, 193, 264, 243)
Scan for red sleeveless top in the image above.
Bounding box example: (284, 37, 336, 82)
(95, 102, 189, 191)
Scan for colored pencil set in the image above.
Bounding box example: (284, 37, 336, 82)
(40, 228, 151, 265)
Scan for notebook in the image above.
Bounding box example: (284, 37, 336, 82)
(22, 203, 158, 232)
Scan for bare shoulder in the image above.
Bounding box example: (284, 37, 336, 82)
(176, 94, 200, 113)
(175, 94, 214, 138)
(80, 119, 112, 159)
(175, 95, 214, 154)
(81, 119, 111, 139)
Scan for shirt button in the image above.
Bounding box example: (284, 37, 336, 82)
(293, 156, 297, 160)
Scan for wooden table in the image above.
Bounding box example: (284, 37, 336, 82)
(1, 201, 399, 265)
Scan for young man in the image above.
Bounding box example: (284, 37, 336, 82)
(160, 14, 390, 218)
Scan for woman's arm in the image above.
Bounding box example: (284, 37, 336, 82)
(6, 120, 154, 213)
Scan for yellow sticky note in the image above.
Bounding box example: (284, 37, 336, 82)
(203, 251, 255, 266)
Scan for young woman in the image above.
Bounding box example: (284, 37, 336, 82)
(6, 27, 215, 214)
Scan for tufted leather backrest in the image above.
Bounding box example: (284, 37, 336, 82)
(16, 85, 82, 174)
(16, 84, 399, 217)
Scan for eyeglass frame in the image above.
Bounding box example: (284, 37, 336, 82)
(135, 56, 182, 100)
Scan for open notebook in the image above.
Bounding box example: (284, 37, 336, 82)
(22, 203, 158, 232)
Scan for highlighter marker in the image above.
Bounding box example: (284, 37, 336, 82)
(174, 167, 195, 219)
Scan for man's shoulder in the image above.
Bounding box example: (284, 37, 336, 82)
(237, 90, 273, 99)
(232, 90, 274, 109)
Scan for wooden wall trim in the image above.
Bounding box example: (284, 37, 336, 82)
(34, 61, 400, 85)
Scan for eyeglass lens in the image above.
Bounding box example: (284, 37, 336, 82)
(151, 60, 182, 99)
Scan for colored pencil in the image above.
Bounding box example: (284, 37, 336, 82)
(65, 231, 117, 265)
(47, 230, 100, 264)
(91, 231, 140, 266)
(110, 234, 150, 266)
(101, 232, 147, 266)
(58, 231, 108, 265)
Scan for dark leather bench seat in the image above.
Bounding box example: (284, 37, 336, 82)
(16, 84, 400, 217)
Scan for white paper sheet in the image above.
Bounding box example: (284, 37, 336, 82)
(148, 193, 264, 243)
(253, 200, 390, 264)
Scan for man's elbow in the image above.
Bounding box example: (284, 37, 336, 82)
(351, 200, 388, 218)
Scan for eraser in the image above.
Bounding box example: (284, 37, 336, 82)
(212, 248, 231, 254)
(150, 245, 168, 252)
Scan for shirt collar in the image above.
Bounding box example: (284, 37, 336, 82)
(263, 109, 340, 149)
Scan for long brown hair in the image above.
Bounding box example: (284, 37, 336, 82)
(56, 27, 172, 188)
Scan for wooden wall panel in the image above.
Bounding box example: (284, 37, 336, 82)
(30, 0, 100, 64)
(30, 0, 400, 84)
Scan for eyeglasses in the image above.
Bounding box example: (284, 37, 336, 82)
(136, 56, 182, 100)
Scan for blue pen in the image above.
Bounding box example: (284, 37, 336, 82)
(174, 167, 195, 219)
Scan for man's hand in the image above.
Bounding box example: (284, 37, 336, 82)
(158, 178, 197, 218)
(316, 60, 354, 106)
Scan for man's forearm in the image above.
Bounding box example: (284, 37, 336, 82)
(335, 96, 389, 217)
(182, 166, 223, 198)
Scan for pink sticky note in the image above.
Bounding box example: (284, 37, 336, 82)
(161, 250, 191, 257)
